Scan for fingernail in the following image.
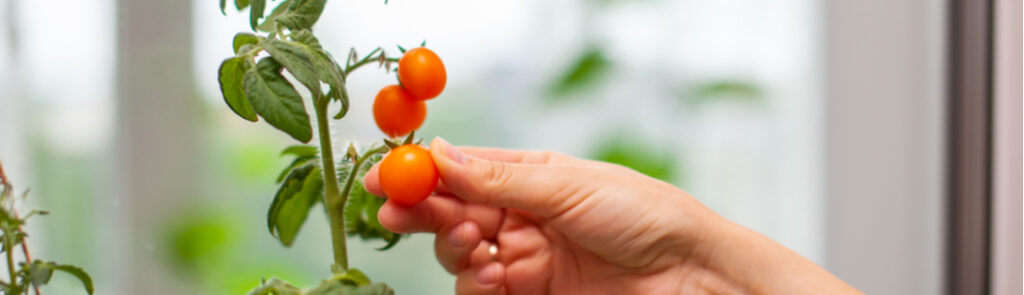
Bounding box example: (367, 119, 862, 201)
(476, 263, 503, 285)
(434, 137, 464, 164)
(447, 222, 469, 247)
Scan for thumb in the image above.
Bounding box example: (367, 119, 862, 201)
(429, 137, 591, 218)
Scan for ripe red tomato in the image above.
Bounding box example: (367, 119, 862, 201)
(373, 85, 426, 138)
(398, 47, 447, 100)
(378, 144, 439, 206)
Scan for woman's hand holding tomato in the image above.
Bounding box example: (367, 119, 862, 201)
(363, 138, 862, 295)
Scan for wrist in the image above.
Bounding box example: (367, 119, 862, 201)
(687, 212, 862, 295)
(658, 191, 750, 294)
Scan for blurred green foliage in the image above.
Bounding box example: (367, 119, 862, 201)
(163, 207, 314, 294)
(683, 80, 762, 107)
(590, 135, 676, 182)
(166, 210, 237, 270)
(548, 47, 611, 100)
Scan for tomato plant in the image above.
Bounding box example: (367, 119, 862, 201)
(216, 0, 448, 293)
(398, 47, 447, 100)
(0, 162, 94, 295)
(378, 145, 439, 206)
(373, 85, 426, 138)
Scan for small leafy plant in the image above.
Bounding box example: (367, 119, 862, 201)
(216, 0, 447, 293)
(0, 162, 93, 295)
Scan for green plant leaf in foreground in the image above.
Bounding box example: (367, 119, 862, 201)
(243, 58, 313, 142)
(233, 33, 261, 53)
(261, 32, 346, 115)
(249, 0, 267, 30)
(248, 271, 394, 295)
(235, 0, 251, 11)
(275, 0, 327, 31)
(219, 57, 259, 122)
(257, 0, 292, 32)
(267, 161, 323, 246)
(248, 277, 302, 295)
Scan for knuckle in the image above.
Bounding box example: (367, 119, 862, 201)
(542, 150, 572, 163)
(480, 163, 514, 196)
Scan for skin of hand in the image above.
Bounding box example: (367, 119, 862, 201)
(362, 137, 861, 295)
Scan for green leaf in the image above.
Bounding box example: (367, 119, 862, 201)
(52, 263, 94, 295)
(341, 155, 403, 250)
(276, 157, 316, 183)
(280, 145, 318, 158)
(275, 0, 327, 30)
(247, 277, 302, 295)
(257, 0, 292, 32)
(328, 87, 348, 119)
(233, 33, 260, 53)
(267, 163, 323, 246)
(219, 57, 259, 122)
(333, 268, 371, 286)
(0, 207, 20, 228)
(308, 270, 393, 295)
(261, 38, 323, 96)
(307, 282, 393, 295)
(276, 145, 318, 183)
(243, 58, 313, 142)
(25, 261, 54, 287)
(220, 0, 228, 15)
(263, 32, 348, 117)
(249, 0, 267, 30)
(21, 261, 94, 295)
(549, 47, 611, 99)
(235, 0, 251, 10)
(292, 31, 348, 117)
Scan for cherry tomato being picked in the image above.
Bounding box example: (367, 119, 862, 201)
(373, 85, 426, 138)
(378, 144, 439, 206)
(398, 47, 446, 100)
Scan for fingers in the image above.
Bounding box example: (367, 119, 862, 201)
(435, 221, 484, 273)
(377, 196, 504, 237)
(362, 163, 386, 197)
(429, 137, 598, 218)
(456, 262, 505, 295)
(362, 145, 577, 197)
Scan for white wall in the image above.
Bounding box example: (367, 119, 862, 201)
(823, 0, 947, 294)
(990, 0, 1022, 293)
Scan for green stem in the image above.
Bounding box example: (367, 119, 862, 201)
(340, 146, 389, 202)
(313, 97, 350, 271)
(344, 48, 384, 76)
(4, 224, 15, 288)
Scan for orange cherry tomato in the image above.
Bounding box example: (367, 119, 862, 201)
(378, 144, 439, 206)
(398, 47, 447, 100)
(372, 85, 426, 138)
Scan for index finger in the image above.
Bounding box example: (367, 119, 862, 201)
(362, 146, 575, 197)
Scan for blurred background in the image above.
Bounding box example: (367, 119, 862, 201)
(0, 0, 962, 294)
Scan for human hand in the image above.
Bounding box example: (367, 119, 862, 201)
(363, 138, 860, 295)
